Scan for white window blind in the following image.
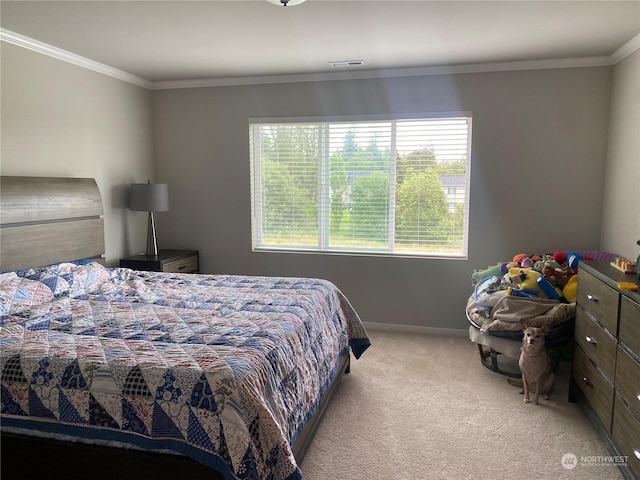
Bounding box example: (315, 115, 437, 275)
(249, 114, 472, 258)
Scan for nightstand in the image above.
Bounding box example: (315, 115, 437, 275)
(120, 250, 199, 273)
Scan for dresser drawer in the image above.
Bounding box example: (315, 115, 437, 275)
(575, 309, 617, 382)
(163, 255, 198, 273)
(573, 345, 614, 430)
(619, 296, 640, 355)
(612, 396, 640, 479)
(616, 346, 640, 419)
(577, 268, 619, 335)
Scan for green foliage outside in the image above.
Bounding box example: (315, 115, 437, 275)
(258, 124, 466, 253)
(262, 157, 317, 244)
(350, 172, 390, 244)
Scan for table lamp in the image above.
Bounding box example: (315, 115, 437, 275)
(129, 181, 169, 256)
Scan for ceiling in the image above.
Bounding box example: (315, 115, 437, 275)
(2, 0, 639, 86)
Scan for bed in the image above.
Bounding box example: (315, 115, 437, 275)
(0, 176, 371, 480)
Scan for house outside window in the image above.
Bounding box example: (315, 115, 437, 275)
(249, 114, 472, 258)
(441, 176, 467, 213)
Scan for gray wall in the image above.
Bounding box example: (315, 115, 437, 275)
(152, 67, 613, 332)
(601, 50, 640, 261)
(3, 38, 633, 333)
(1, 43, 155, 264)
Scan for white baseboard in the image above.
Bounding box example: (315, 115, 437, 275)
(364, 322, 468, 338)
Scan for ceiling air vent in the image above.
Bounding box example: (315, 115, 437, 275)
(329, 60, 365, 67)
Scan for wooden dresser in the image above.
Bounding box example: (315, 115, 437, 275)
(570, 261, 640, 479)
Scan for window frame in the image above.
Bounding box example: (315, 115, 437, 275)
(249, 112, 472, 259)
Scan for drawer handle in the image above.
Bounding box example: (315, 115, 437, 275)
(586, 294, 599, 302)
(635, 449, 640, 460)
(582, 377, 594, 387)
(585, 336, 598, 345)
(178, 265, 187, 270)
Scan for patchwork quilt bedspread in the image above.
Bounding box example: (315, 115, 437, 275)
(0, 262, 370, 480)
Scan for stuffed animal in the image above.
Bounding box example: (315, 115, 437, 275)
(540, 262, 573, 288)
(552, 251, 594, 271)
(473, 275, 509, 316)
(534, 254, 557, 272)
(471, 262, 509, 286)
(536, 275, 563, 300)
(553, 252, 568, 266)
(504, 267, 542, 292)
(519, 257, 534, 269)
(553, 266, 574, 287)
(512, 253, 529, 264)
(562, 275, 579, 302)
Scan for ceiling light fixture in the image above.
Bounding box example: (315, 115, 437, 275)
(265, 0, 306, 6)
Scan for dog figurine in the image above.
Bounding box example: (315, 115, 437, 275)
(519, 322, 555, 404)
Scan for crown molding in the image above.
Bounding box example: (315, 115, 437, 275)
(2, 27, 638, 91)
(611, 32, 640, 64)
(150, 56, 613, 90)
(0, 29, 153, 89)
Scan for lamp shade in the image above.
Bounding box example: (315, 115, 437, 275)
(129, 183, 169, 212)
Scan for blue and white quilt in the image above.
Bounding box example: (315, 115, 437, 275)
(0, 262, 370, 480)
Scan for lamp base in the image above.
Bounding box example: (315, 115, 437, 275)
(146, 211, 159, 256)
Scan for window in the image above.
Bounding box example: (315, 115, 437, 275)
(249, 114, 472, 258)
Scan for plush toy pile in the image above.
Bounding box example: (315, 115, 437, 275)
(468, 251, 618, 333)
(471, 251, 590, 310)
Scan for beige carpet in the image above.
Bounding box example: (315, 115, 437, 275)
(299, 329, 624, 480)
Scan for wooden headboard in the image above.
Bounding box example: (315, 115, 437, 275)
(0, 176, 105, 271)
